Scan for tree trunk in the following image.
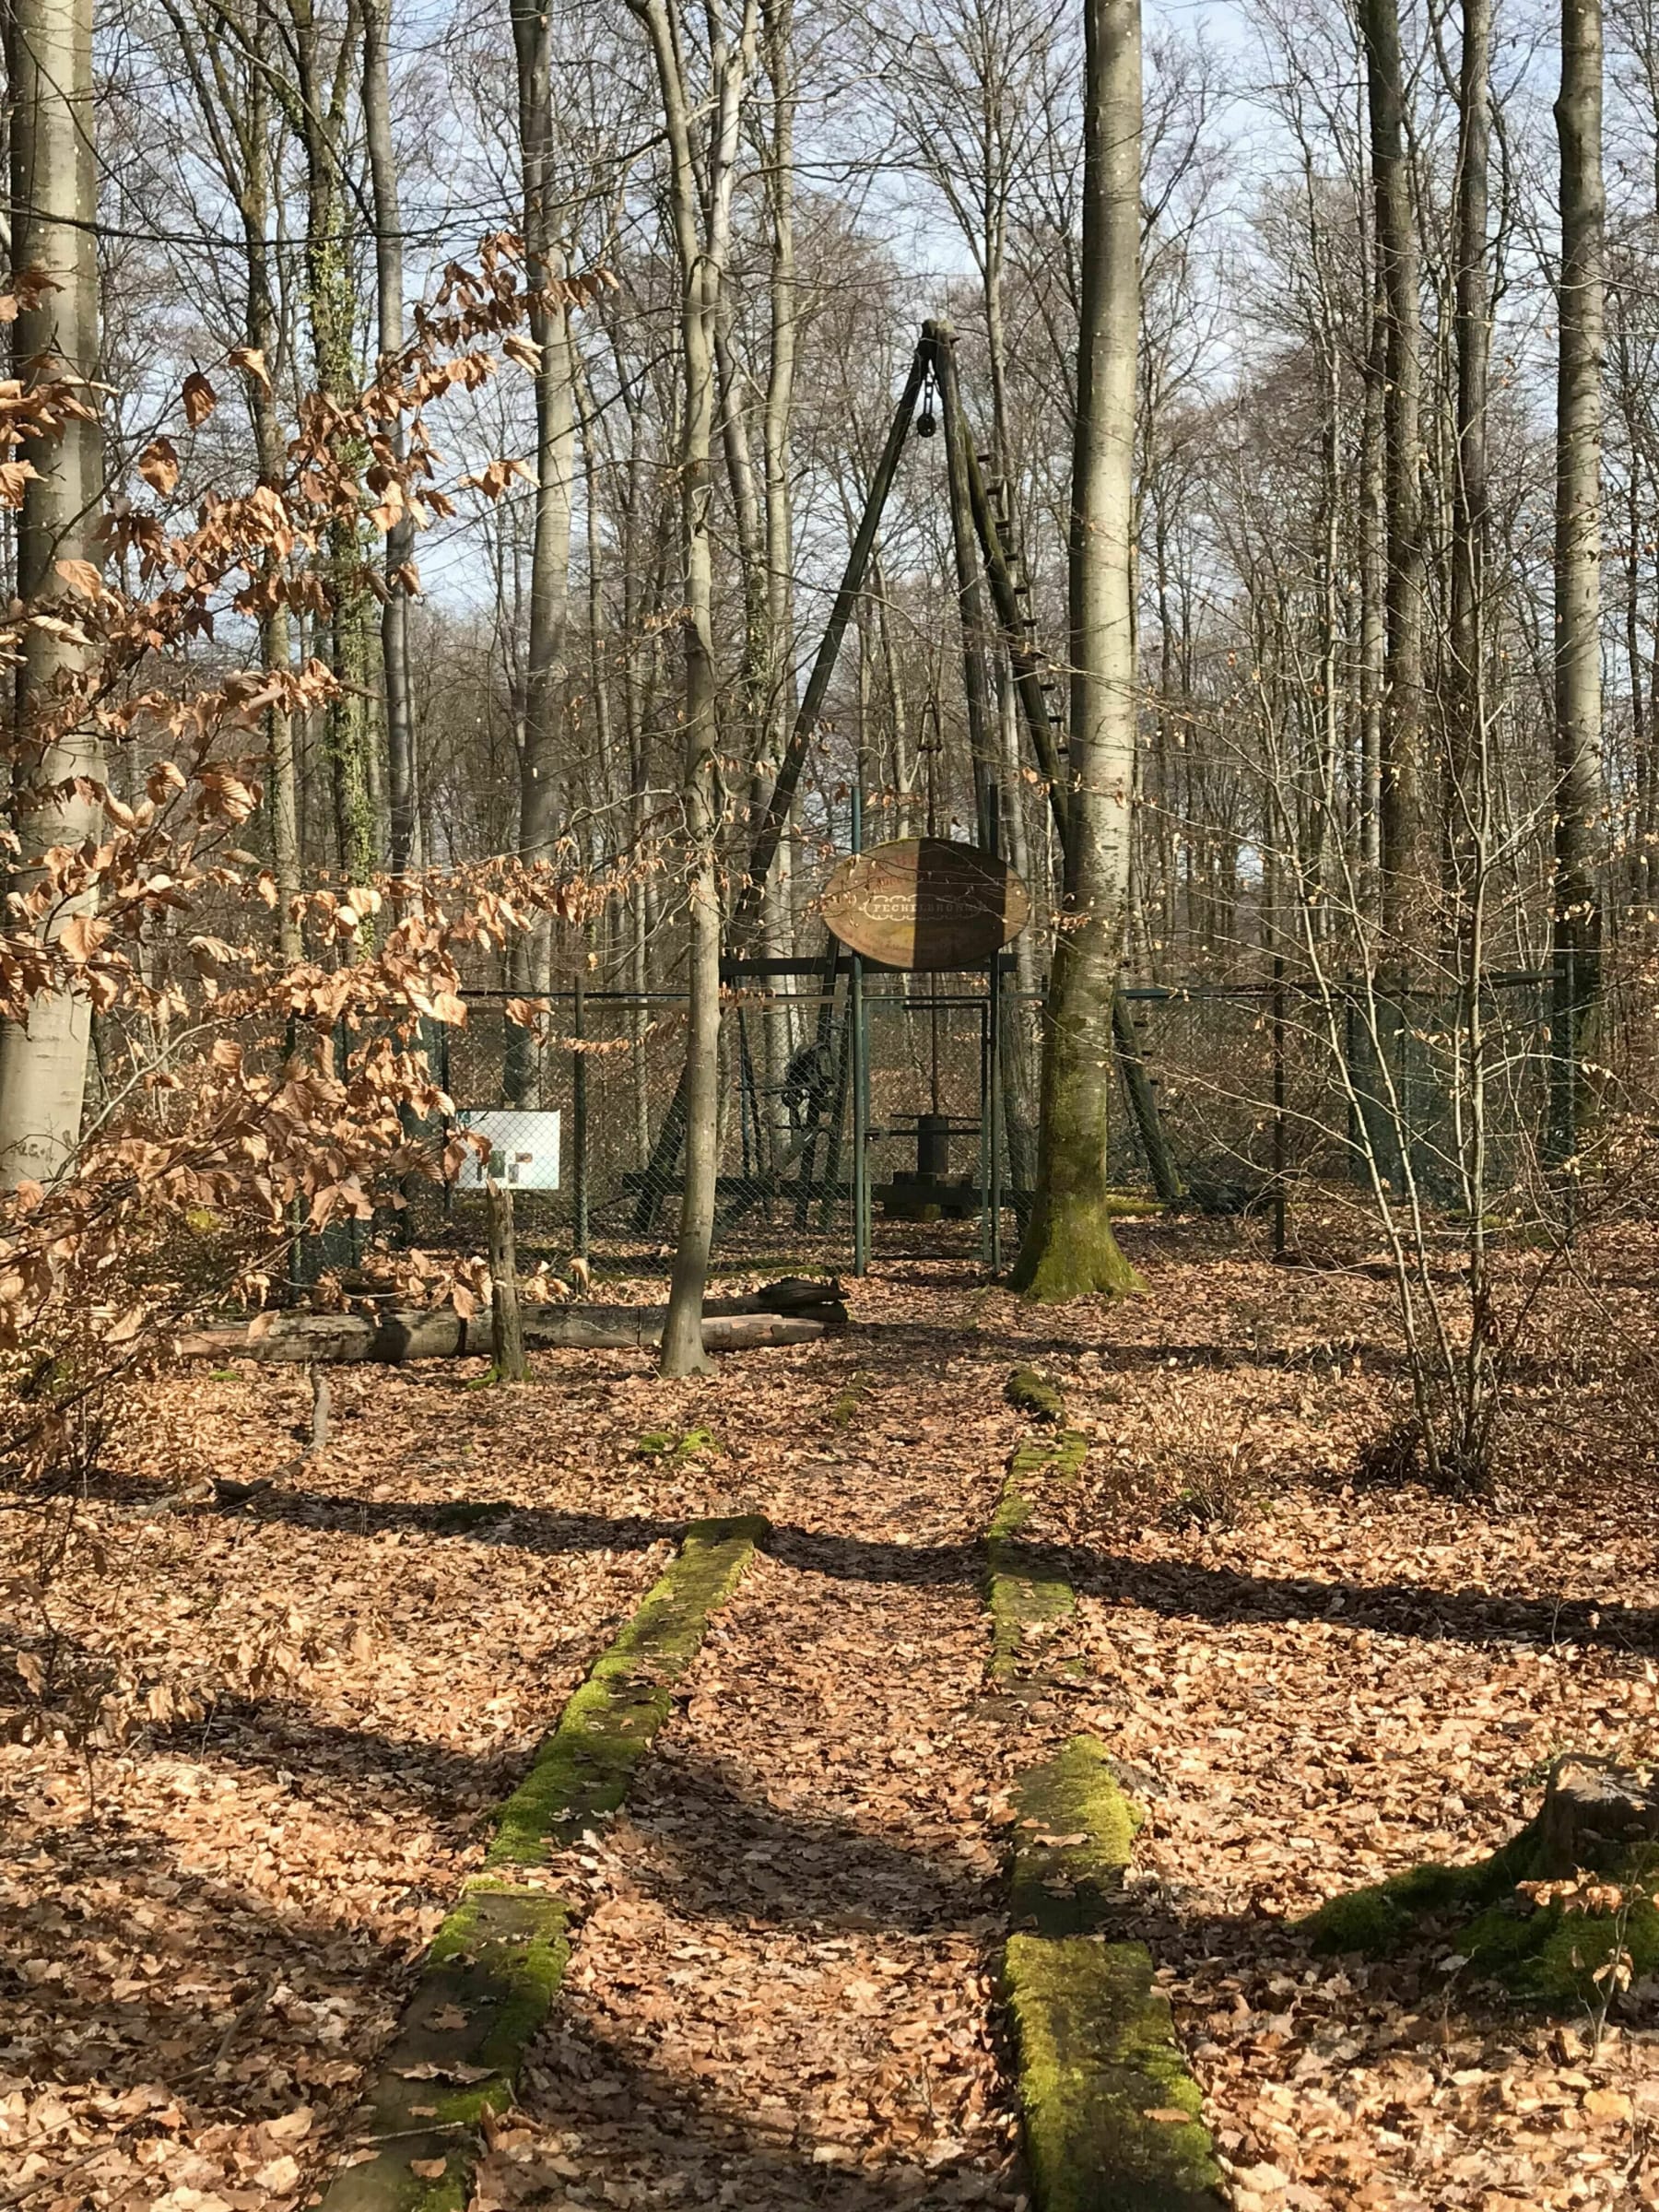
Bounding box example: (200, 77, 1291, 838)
(1447, 0, 1491, 908)
(629, 0, 758, 1375)
(1010, 0, 1141, 1300)
(759, 0, 800, 1137)
(1359, 312, 1386, 877)
(486, 1177, 527, 1381)
(507, 0, 575, 1100)
(1551, 0, 1605, 1159)
(362, 0, 418, 873)
(1361, 0, 1426, 936)
(0, 0, 103, 1186)
(286, 0, 377, 886)
(162, 0, 303, 953)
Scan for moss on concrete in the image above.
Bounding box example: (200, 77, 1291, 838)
(319, 1516, 765, 2212)
(1005, 1937, 1223, 2212)
(319, 1882, 571, 2212)
(1013, 1430, 1088, 1485)
(1002, 1738, 1222, 2210)
(1010, 1737, 1143, 1937)
(984, 1429, 1088, 1681)
(488, 1515, 765, 1867)
(1007, 1368, 1067, 1424)
(830, 1371, 875, 1428)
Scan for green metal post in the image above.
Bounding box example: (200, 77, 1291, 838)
(851, 785, 869, 1278)
(572, 971, 589, 1260)
(989, 954, 1005, 1271)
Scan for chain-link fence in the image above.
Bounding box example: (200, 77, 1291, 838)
(375, 959, 1638, 1275)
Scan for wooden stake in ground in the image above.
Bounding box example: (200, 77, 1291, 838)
(486, 1176, 528, 1382)
(308, 1361, 331, 1453)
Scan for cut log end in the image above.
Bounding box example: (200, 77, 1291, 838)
(1539, 1759, 1659, 1878)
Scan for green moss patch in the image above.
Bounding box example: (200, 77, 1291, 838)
(1005, 1939, 1223, 2212)
(1010, 1737, 1143, 1938)
(1301, 1818, 1659, 2011)
(319, 1515, 765, 2212)
(322, 1884, 570, 2212)
(488, 1516, 766, 1868)
(830, 1371, 875, 1428)
(984, 1430, 1088, 1681)
(635, 1426, 719, 1460)
(1002, 1739, 1222, 2210)
(1010, 1192, 1145, 1303)
(1007, 1368, 1066, 1424)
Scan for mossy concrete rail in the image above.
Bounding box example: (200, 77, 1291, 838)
(984, 1375, 1087, 1684)
(1003, 1740, 1224, 2212)
(317, 1514, 767, 2212)
(990, 1371, 1221, 2211)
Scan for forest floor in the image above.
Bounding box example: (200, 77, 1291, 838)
(4, 1213, 1659, 2210)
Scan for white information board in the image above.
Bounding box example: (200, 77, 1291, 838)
(456, 1109, 562, 1191)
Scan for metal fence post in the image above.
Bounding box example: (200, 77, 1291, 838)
(851, 784, 869, 1278)
(1271, 950, 1287, 1259)
(573, 972, 589, 1260)
(988, 951, 1004, 1270)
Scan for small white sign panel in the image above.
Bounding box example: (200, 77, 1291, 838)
(456, 1109, 562, 1191)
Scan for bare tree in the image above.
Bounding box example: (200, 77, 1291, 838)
(628, 0, 759, 1373)
(505, 0, 575, 1099)
(0, 0, 103, 1183)
(362, 0, 418, 871)
(1552, 0, 1606, 1156)
(1011, 0, 1141, 1300)
(1361, 0, 1426, 928)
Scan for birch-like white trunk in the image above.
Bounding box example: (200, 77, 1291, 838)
(0, 0, 104, 1186)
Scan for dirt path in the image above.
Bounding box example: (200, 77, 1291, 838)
(472, 1331, 1028, 2209)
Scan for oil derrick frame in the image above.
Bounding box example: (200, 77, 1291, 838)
(632, 318, 1182, 1247)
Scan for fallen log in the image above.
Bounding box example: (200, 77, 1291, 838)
(179, 1304, 839, 1363)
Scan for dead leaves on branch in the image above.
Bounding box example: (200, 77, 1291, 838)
(0, 230, 647, 1373)
(3, 228, 606, 765)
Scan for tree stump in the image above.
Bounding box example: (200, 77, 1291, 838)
(1537, 1759, 1659, 1878)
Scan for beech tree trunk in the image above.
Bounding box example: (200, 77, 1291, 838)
(0, 0, 103, 1185)
(362, 0, 418, 873)
(1361, 0, 1426, 935)
(629, 0, 758, 1375)
(161, 0, 303, 954)
(1551, 0, 1605, 1157)
(285, 0, 376, 884)
(1447, 0, 1492, 874)
(759, 0, 800, 1137)
(506, 0, 574, 1100)
(1010, 0, 1140, 1300)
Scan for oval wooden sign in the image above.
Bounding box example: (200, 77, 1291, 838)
(820, 837, 1030, 971)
